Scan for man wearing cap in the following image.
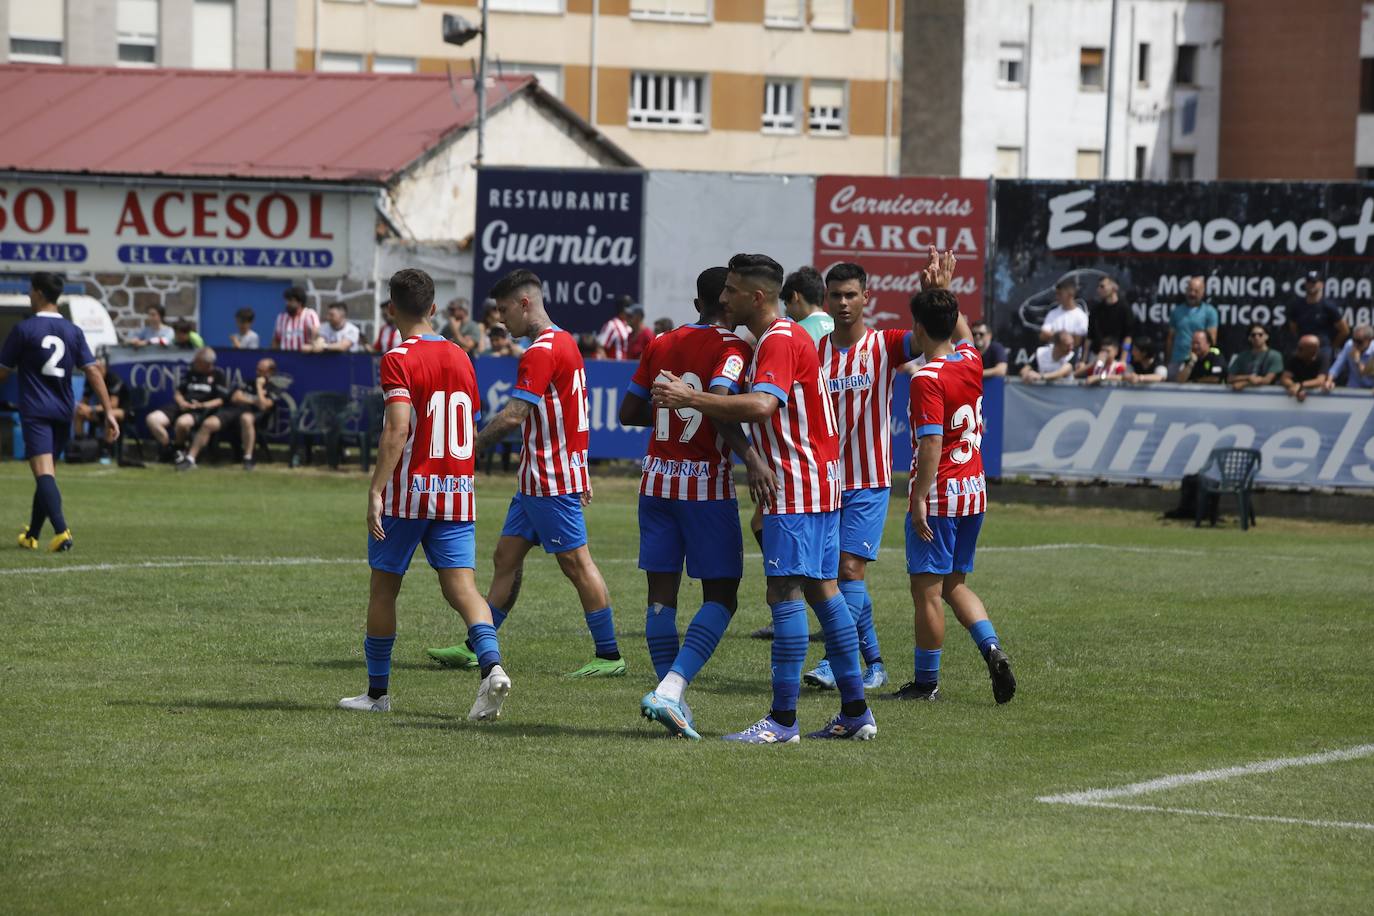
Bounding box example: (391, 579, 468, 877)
(1287, 272, 1348, 364)
(1165, 276, 1218, 380)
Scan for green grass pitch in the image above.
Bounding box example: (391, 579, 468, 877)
(2, 464, 1372, 913)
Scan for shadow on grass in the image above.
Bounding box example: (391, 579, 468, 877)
(295, 658, 438, 673)
(107, 697, 452, 719)
(390, 719, 662, 740)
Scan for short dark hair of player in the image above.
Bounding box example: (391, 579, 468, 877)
(696, 266, 729, 316)
(910, 288, 960, 342)
(727, 253, 784, 292)
(235, 307, 255, 323)
(489, 268, 542, 302)
(781, 266, 825, 306)
(389, 268, 435, 318)
(284, 286, 307, 306)
(30, 272, 63, 305)
(824, 262, 867, 290)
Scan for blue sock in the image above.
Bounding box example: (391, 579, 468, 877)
(467, 622, 501, 673)
(914, 648, 942, 686)
(584, 607, 620, 659)
(770, 600, 807, 717)
(363, 634, 395, 696)
(840, 579, 882, 665)
(670, 601, 731, 684)
(28, 488, 47, 538)
(812, 592, 864, 705)
(36, 475, 65, 533)
(644, 603, 679, 680)
(968, 619, 1000, 658)
(489, 605, 508, 630)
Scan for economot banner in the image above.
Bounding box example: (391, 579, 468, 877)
(474, 167, 644, 334)
(813, 176, 988, 327)
(990, 180, 1374, 362)
(1000, 383, 1374, 490)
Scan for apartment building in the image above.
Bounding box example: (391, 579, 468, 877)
(296, 0, 904, 175)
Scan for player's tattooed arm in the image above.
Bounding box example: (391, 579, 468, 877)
(473, 397, 533, 456)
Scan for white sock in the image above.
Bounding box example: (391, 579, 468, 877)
(657, 671, 687, 703)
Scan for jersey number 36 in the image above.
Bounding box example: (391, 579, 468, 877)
(950, 396, 984, 464)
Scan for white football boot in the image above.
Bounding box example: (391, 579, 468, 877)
(467, 665, 512, 721)
(338, 693, 391, 712)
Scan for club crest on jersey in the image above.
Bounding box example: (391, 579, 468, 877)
(721, 354, 745, 383)
(410, 474, 474, 494)
(944, 475, 986, 499)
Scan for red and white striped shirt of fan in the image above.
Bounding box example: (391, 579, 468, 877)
(908, 341, 988, 518)
(818, 327, 915, 491)
(746, 318, 842, 516)
(374, 322, 403, 353)
(378, 335, 481, 521)
(597, 316, 631, 360)
(511, 327, 590, 497)
(273, 307, 320, 351)
(628, 322, 753, 501)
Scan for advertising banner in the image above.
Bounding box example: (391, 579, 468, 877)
(0, 182, 367, 277)
(1001, 382, 1374, 489)
(990, 180, 1374, 363)
(474, 168, 644, 334)
(814, 176, 988, 327)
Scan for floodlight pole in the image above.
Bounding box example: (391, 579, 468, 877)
(1103, 0, 1120, 179)
(477, 0, 489, 166)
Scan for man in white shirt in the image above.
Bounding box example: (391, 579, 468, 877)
(1020, 331, 1076, 382)
(311, 303, 361, 353)
(1040, 277, 1089, 350)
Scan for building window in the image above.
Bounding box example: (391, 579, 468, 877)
(630, 72, 706, 130)
(631, 0, 710, 22)
(1170, 153, 1195, 180)
(8, 0, 65, 64)
(763, 79, 800, 133)
(320, 52, 365, 73)
(1079, 47, 1105, 90)
(501, 61, 564, 98)
(1137, 42, 1150, 86)
(1076, 149, 1102, 179)
(192, 0, 234, 70)
(1175, 44, 1198, 86)
(998, 43, 1025, 87)
(809, 0, 850, 31)
(765, 0, 803, 27)
(995, 147, 1022, 179)
(373, 56, 416, 74)
(1357, 167, 1374, 181)
(117, 0, 159, 67)
(808, 80, 847, 135)
(488, 0, 563, 12)
(1134, 145, 1147, 179)
(1361, 59, 1374, 113)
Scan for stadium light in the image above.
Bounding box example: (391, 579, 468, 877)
(442, 10, 488, 165)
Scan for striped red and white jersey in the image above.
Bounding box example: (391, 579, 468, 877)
(597, 316, 631, 360)
(513, 327, 590, 497)
(909, 340, 987, 518)
(628, 323, 753, 500)
(379, 334, 480, 521)
(819, 327, 914, 491)
(274, 308, 319, 352)
(374, 322, 403, 353)
(747, 317, 841, 516)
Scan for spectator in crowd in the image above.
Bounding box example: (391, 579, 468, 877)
(782, 265, 833, 342)
(487, 325, 524, 358)
(1078, 337, 1128, 385)
(626, 303, 654, 359)
(1228, 324, 1283, 390)
(146, 347, 228, 463)
(73, 355, 128, 456)
(312, 303, 361, 352)
(373, 300, 403, 352)
(442, 299, 484, 355)
(577, 332, 606, 360)
(1166, 276, 1218, 377)
(231, 308, 259, 349)
(1288, 271, 1348, 363)
(1040, 277, 1089, 350)
(171, 320, 204, 350)
(970, 321, 1007, 378)
(272, 286, 318, 351)
(597, 296, 634, 359)
(1282, 334, 1330, 402)
(1124, 335, 1168, 384)
(1177, 330, 1227, 384)
(1020, 330, 1076, 382)
(1325, 323, 1374, 391)
(1088, 276, 1133, 354)
(653, 317, 674, 336)
(195, 356, 279, 471)
(127, 304, 174, 348)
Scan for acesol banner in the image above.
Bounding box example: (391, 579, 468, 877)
(813, 176, 988, 327)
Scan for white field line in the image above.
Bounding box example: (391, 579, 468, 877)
(1046, 800, 1374, 832)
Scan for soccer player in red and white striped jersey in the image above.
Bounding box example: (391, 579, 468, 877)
(373, 302, 403, 353)
(801, 262, 918, 693)
(427, 269, 624, 679)
(894, 249, 1015, 706)
(653, 253, 875, 743)
(344, 268, 510, 721)
(596, 300, 632, 360)
(271, 286, 318, 351)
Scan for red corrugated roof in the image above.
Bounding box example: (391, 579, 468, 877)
(0, 64, 533, 184)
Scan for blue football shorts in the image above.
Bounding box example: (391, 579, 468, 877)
(761, 509, 840, 580)
(839, 487, 891, 561)
(368, 517, 476, 575)
(20, 417, 70, 459)
(905, 512, 983, 576)
(499, 491, 588, 554)
(638, 494, 744, 580)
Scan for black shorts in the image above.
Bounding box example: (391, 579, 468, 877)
(214, 406, 252, 428)
(173, 408, 212, 429)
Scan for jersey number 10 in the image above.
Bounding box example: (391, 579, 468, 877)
(426, 390, 474, 460)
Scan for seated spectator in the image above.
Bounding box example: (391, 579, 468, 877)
(970, 321, 1007, 378)
(627, 304, 654, 358)
(1324, 323, 1374, 391)
(577, 332, 606, 360)
(1228, 324, 1283, 390)
(127, 304, 174, 348)
(1124, 336, 1167, 384)
(653, 317, 674, 336)
(1176, 330, 1226, 384)
(1282, 334, 1330, 402)
(1078, 337, 1127, 385)
(1088, 276, 1133, 354)
(73, 355, 128, 457)
(146, 347, 228, 464)
(312, 303, 361, 352)
(1020, 331, 1076, 382)
(373, 300, 403, 352)
(442, 299, 484, 355)
(193, 357, 280, 471)
(1039, 277, 1088, 350)
(171, 320, 204, 350)
(231, 308, 259, 349)
(487, 325, 525, 358)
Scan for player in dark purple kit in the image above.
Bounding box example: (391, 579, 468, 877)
(0, 273, 119, 552)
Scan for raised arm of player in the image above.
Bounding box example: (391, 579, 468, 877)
(473, 397, 533, 456)
(82, 364, 120, 443)
(367, 400, 411, 540)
